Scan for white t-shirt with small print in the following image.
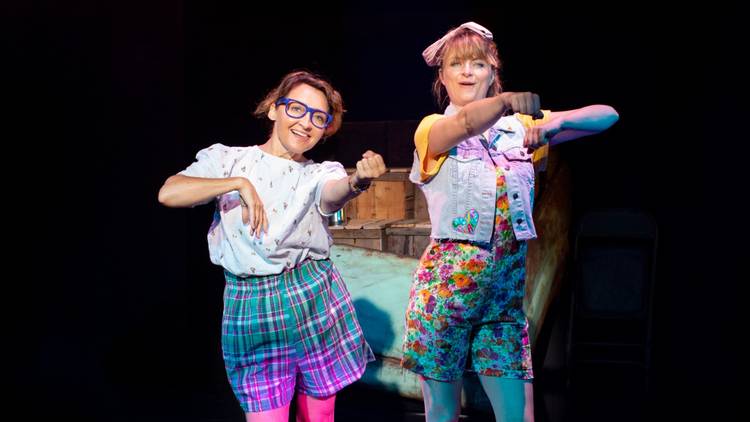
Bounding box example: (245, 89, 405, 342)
(180, 143, 347, 277)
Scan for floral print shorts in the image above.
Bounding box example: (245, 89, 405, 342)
(401, 169, 533, 381)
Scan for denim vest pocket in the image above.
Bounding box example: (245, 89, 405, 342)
(444, 146, 496, 241)
(502, 149, 534, 185)
(499, 150, 537, 240)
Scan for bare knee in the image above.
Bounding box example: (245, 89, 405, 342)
(245, 403, 291, 422)
(424, 399, 461, 422)
(477, 376, 534, 422)
(295, 393, 336, 422)
(421, 377, 462, 422)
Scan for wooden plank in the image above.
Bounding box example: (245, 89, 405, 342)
(334, 238, 356, 247)
(362, 218, 402, 229)
(409, 235, 431, 258)
(343, 198, 358, 223)
(386, 227, 432, 236)
(387, 218, 419, 228)
(350, 188, 374, 220)
(385, 234, 408, 256)
(359, 218, 386, 229)
(414, 188, 429, 220)
(413, 220, 431, 229)
(387, 219, 431, 229)
(331, 228, 383, 239)
(353, 238, 382, 250)
(373, 181, 412, 219)
(344, 167, 411, 182)
(379, 218, 410, 228)
(344, 219, 373, 229)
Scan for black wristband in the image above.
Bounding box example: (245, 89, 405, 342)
(349, 177, 371, 194)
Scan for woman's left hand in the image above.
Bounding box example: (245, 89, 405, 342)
(524, 118, 563, 150)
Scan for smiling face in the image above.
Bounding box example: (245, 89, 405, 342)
(266, 83, 329, 161)
(439, 55, 494, 107)
(431, 29, 501, 107)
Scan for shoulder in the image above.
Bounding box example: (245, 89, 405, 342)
(416, 113, 445, 132)
(415, 113, 446, 145)
(196, 143, 253, 161)
(311, 160, 346, 176)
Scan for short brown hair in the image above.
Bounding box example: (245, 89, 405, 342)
(254, 70, 345, 136)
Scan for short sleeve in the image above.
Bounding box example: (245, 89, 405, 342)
(314, 161, 348, 216)
(414, 114, 448, 182)
(179, 143, 232, 179)
(514, 110, 552, 129)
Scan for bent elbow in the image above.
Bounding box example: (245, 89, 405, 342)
(603, 105, 619, 127)
(158, 176, 180, 207)
(458, 108, 477, 137)
(158, 186, 174, 207)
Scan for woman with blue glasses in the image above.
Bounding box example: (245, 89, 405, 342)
(159, 70, 386, 421)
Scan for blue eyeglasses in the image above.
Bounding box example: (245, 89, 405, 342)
(275, 97, 333, 129)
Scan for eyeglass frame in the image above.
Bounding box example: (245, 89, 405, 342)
(274, 97, 333, 129)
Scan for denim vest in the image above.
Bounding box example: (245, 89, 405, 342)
(410, 107, 538, 243)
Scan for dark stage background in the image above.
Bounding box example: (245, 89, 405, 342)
(8, 1, 742, 421)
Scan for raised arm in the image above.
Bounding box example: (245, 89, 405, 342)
(425, 92, 542, 158)
(523, 104, 619, 148)
(319, 151, 387, 215)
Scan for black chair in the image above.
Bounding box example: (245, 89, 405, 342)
(566, 209, 658, 396)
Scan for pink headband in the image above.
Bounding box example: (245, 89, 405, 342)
(421, 21, 494, 67)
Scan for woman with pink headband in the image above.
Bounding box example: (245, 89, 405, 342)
(401, 22, 619, 421)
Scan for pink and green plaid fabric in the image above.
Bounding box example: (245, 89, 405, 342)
(222, 259, 374, 412)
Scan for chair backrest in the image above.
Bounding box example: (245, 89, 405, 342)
(573, 209, 658, 320)
(570, 209, 658, 348)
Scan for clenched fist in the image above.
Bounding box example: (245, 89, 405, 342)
(524, 118, 563, 151)
(499, 91, 544, 119)
(353, 150, 387, 187)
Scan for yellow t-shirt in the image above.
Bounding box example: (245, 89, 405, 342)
(414, 110, 553, 182)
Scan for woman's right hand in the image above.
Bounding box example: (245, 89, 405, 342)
(237, 178, 268, 237)
(499, 92, 544, 119)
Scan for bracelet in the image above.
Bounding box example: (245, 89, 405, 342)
(349, 177, 371, 194)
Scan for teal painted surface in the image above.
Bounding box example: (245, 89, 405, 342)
(331, 244, 491, 410)
(330, 244, 415, 358)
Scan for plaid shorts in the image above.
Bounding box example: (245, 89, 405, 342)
(222, 259, 374, 412)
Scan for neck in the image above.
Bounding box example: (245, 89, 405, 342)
(445, 102, 463, 115)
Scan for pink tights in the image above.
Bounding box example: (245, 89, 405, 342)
(245, 393, 336, 422)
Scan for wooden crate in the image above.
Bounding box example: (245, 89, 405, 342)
(329, 218, 401, 252)
(329, 218, 433, 259)
(343, 168, 421, 220)
(414, 186, 428, 220)
(332, 168, 431, 258)
(384, 219, 432, 258)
